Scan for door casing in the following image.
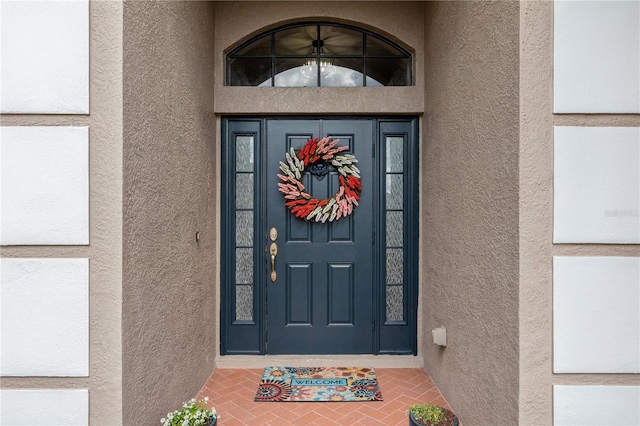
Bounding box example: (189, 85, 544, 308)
(220, 116, 419, 356)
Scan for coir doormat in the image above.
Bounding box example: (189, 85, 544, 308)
(254, 367, 382, 402)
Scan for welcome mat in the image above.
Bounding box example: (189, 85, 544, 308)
(254, 367, 382, 402)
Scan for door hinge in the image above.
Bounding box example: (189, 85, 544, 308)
(371, 318, 375, 331)
(372, 143, 375, 158)
(372, 231, 375, 245)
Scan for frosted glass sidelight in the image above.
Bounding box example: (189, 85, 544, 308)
(235, 285, 254, 321)
(235, 174, 254, 209)
(235, 136, 254, 172)
(386, 137, 404, 173)
(235, 248, 254, 284)
(385, 175, 404, 210)
(386, 248, 403, 284)
(386, 211, 403, 247)
(386, 285, 404, 322)
(235, 211, 254, 247)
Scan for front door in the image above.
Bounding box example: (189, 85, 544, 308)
(265, 119, 374, 354)
(221, 117, 418, 356)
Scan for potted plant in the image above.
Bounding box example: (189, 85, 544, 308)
(408, 403, 458, 426)
(161, 397, 218, 426)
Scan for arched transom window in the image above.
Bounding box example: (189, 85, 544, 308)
(227, 23, 412, 87)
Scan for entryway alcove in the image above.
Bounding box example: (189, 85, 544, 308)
(123, 3, 520, 425)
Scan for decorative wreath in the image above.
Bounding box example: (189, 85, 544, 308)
(277, 137, 362, 223)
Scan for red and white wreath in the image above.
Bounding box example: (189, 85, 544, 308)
(277, 137, 362, 222)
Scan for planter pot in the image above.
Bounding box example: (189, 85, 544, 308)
(208, 418, 217, 426)
(409, 409, 459, 426)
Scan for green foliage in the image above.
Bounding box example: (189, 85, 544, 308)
(408, 404, 445, 425)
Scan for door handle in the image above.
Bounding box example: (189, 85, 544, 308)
(270, 242, 278, 282)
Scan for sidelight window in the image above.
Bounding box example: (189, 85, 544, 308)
(227, 23, 412, 87)
(385, 136, 405, 322)
(234, 135, 255, 322)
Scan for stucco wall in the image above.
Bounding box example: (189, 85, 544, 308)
(0, 1, 124, 424)
(520, 2, 640, 424)
(422, 2, 520, 425)
(122, 2, 217, 424)
(213, 1, 425, 115)
(211, 1, 427, 362)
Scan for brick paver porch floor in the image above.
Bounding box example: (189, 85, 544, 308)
(196, 368, 454, 425)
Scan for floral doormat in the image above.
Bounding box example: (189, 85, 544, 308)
(254, 367, 382, 402)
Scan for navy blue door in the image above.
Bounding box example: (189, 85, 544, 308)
(266, 119, 374, 354)
(222, 117, 418, 356)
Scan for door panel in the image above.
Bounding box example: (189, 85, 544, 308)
(266, 119, 374, 354)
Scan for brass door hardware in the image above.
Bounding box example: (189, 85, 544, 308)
(270, 242, 278, 282)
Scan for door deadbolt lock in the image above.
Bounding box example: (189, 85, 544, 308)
(269, 227, 278, 242)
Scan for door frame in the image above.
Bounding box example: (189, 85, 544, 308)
(220, 116, 419, 356)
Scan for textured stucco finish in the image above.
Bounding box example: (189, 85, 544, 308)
(211, 0, 427, 359)
(123, 2, 217, 424)
(213, 3, 522, 423)
(422, 2, 520, 425)
(9, 2, 639, 424)
(520, 3, 640, 424)
(0, 1, 124, 424)
(213, 1, 425, 114)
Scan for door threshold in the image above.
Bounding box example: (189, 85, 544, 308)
(214, 354, 424, 369)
